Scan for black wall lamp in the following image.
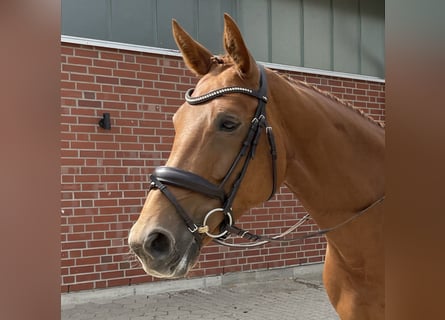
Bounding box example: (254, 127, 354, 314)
(98, 113, 111, 130)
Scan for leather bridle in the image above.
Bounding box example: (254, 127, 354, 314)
(148, 64, 277, 244)
(148, 63, 385, 248)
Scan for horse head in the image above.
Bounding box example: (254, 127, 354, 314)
(128, 14, 286, 278)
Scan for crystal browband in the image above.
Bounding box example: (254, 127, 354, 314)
(185, 87, 268, 105)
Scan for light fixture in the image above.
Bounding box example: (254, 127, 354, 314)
(98, 113, 111, 130)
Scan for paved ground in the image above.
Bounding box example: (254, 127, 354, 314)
(62, 264, 338, 320)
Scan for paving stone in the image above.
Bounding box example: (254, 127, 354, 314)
(62, 265, 338, 320)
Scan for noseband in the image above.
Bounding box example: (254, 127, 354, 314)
(148, 65, 277, 244)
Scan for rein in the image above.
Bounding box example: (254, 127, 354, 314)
(215, 195, 385, 248)
(148, 63, 384, 248)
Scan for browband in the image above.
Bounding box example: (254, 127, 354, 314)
(185, 87, 268, 105)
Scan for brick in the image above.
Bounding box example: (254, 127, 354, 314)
(100, 51, 124, 61)
(141, 64, 162, 73)
(93, 262, 115, 274)
(67, 56, 93, 66)
(120, 78, 143, 87)
(356, 82, 370, 90)
(118, 62, 140, 71)
(62, 241, 87, 250)
(135, 55, 158, 65)
(75, 48, 99, 58)
(137, 71, 159, 81)
(66, 233, 92, 242)
(328, 79, 342, 86)
(70, 265, 95, 274)
(76, 273, 100, 282)
(61, 46, 74, 55)
(96, 76, 119, 84)
(102, 84, 113, 92)
(88, 66, 112, 76)
(162, 67, 184, 76)
(160, 90, 181, 98)
(70, 73, 95, 82)
(78, 99, 102, 108)
(83, 91, 95, 99)
(68, 283, 94, 292)
(342, 80, 356, 88)
(121, 94, 143, 103)
(124, 54, 135, 62)
(62, 64, 87, 73)
(106, 278, 130, 287)
(370, 84, 382, 90)
(353, 89, 366, 95)
(356, 95, 369, 101)
(159, 74, 180, 83)
(114, 86, 137, 95)
(94, 59, 116, 68)
(306, 76, 321, 84)
(101, 269, 125, 279)
(95, 92, 119, 101)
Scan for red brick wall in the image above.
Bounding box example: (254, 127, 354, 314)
(60, 41, 385, 292)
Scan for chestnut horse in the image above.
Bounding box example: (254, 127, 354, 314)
(129, 14, 385, 320)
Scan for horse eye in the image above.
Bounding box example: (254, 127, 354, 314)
(219, 118, 240, 132)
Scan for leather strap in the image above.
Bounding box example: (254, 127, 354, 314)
(153, 167, 225, 202)
(149, 175, 203, 243)
(185, 87, 267, 105)
(217, 195, 385, 247)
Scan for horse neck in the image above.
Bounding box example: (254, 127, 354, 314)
(268, 72, 385, 229)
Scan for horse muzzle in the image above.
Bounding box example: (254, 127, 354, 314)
(128, 226, 201, 279)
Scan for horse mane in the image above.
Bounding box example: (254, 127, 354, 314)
(210, 55, 384, 129)
(275, 71, 385, 129)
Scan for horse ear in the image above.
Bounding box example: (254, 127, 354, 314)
(172, 19, 213, 76)
(223, 13, 257, 77)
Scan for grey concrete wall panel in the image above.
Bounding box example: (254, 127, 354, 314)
(61, 0, 110, 40)
(332, 0, 360, 74)
(157, 0, 196, 49)
(360, 0, 385, 77)
(271, 0, 302, 66)
(197, 0, 237, 54)
(110, 0, 156, 46)
(237, 0, 270, 62)
(303, 0, 332, 70)
(61, 0, 384, 77)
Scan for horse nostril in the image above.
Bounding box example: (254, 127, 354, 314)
(144, 231, 174, 260)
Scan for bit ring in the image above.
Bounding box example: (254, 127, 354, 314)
(202, 208, 233, 238)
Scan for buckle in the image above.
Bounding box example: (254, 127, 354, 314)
(188, 224, 199, 233)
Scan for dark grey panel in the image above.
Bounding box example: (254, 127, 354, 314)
(62, 0, 110, 40)
(332, 0, 360, 74)
(197, 0, 225, 54)
(61, 0, 384, 77)
(110, 0, 156, 46)
(238, 0, 270, 62)
(303, 0, 332, 70)
(360, 0, 385, 77)
(271, 0, 302, 66)
(157, 0, 197, 49)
